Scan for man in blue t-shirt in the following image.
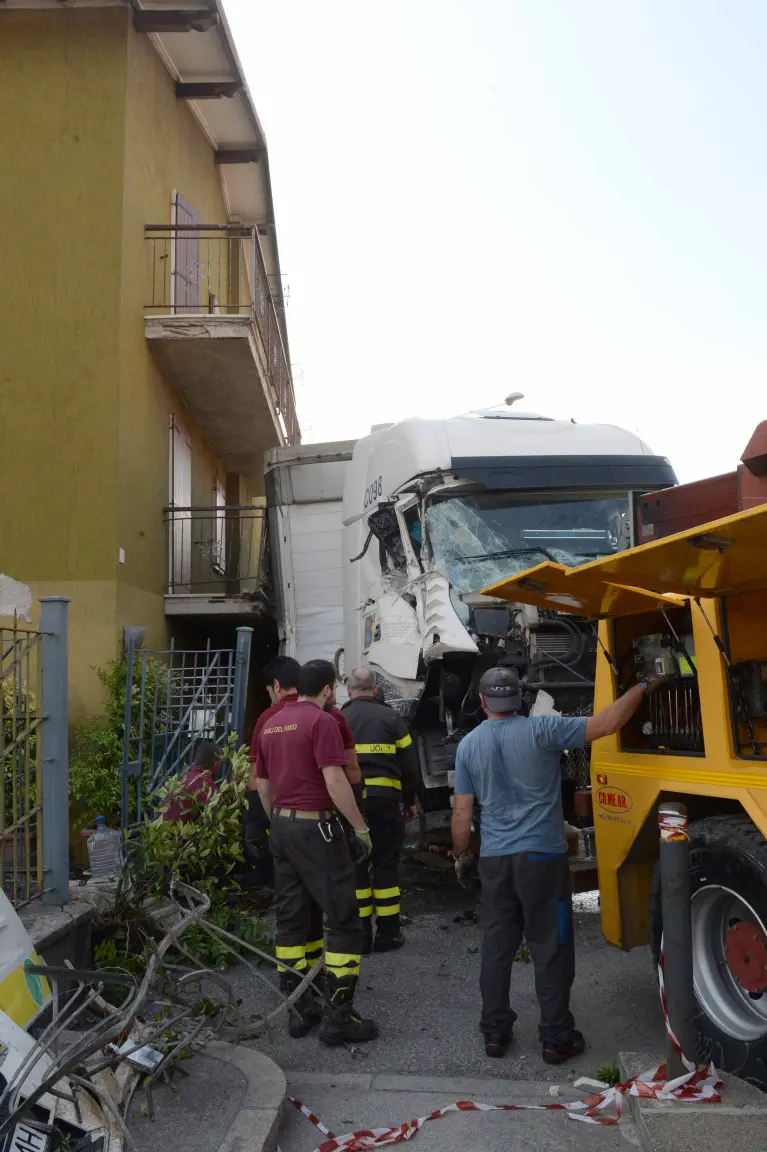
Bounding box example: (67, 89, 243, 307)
(452, 665, 651, 1065)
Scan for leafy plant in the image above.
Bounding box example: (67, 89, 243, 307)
(91, 933, 152, 1006)
(90, 742, 274, 979)
(69, 657, 170, 827)
(93, 935, 149, 977)
(121, 744, 250, 903)
(180, 903, 273, 969)
(596, 1063, 621, 1087)
(1, 678, 40, 825)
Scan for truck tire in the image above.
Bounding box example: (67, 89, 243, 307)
(650, 814, 767, 1088)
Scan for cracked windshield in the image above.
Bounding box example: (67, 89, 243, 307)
(425, 490, 630, 593)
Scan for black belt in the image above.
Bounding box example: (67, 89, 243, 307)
(272, 807, 334, 821)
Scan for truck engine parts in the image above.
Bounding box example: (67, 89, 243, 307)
(630, 633, 703, 753)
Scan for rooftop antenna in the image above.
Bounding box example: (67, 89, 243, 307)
(505, 392, 524, 407)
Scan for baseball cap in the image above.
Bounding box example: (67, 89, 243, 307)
(479, 666, 523, 713)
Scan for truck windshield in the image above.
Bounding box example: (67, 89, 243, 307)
(425, 489, 631, 593)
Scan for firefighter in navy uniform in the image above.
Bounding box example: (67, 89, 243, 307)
(255, 659, 378, 1046)
(342, 667, 419, 953)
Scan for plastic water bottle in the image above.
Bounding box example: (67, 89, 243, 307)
(87, 816, 121, 880)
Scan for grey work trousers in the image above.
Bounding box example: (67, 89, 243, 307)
(478, 851, 575, 1043)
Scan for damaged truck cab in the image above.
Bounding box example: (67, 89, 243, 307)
(266, 405, 676, 808)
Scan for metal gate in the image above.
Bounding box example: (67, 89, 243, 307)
(120, 627, 252, 830)
(0, 598, 69, 906)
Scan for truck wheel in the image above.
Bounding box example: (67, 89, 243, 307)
(650, 815, 767, 1088)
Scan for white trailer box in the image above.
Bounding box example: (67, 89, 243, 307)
(265, 441, 355, 675)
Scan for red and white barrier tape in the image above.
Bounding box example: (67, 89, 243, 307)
(658, 809, 689, 842)
(280, 949, 722, 1152)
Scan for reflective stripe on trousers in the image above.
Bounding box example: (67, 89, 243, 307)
(275, 943, 308, 974)
(270, 811, 363, 973)
(373, 885, 400, 917)
(353, 798, 405, 932)
(325, 951, 361, 978)
(356, 886, 373, 919)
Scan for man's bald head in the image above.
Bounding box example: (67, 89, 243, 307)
(348, 667, 378, 697)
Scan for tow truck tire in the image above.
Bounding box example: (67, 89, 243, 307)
(650, 814, 767, 1088)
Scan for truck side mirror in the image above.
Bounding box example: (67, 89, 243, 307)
(350, 503, 407, 569)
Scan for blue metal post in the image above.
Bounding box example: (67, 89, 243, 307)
(121, 630, 146, 832)
(121, 644, 135, 832)
(232, 627, 253, 746)
(40, 598, 70, 906)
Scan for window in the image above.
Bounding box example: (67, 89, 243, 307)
(171, 191, 201, 315)
(425, 489, 631, 594)
(214, 480, 227, 575)
(169, 417, 192, 589)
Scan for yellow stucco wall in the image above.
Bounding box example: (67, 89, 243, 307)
(0, 9, 129, 715)
(1, 10, 274, 718)
(115, 25, 234, 651)
(0, 9, 127, 583)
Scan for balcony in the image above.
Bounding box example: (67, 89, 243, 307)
(164, 504, 269, 616)
(145, 225, 300, 472)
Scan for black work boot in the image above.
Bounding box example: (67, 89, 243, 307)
(360, 918, 373, 956)
(319, 973, 378, 1047)
(542, 1029, 586, 1066)
(373, 914, 403, 953)
(279, 970, 318, 1039)
(484, 1030, 512, 1058)
(308, 967, 326, 1020)
(373, 931, 404, 953)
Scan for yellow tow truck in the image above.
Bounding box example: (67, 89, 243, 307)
(486, 502, 767, 1086)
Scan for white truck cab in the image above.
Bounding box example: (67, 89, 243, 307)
(266, 402, 675, 807)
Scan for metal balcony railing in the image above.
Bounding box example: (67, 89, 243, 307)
(145, 224, 300, 445)
(165, 505, 267, 596)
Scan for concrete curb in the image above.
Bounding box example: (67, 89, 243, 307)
(206, 1041, 287, 1152)
(619, 1051, 767, 1152)
(287, 1070, 570, 1098)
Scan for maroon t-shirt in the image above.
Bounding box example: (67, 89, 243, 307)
(250, 696, 354, 762)
(250, 694, 297, 762)
(161, 766, 219, 823)
(255, 700, 348, 810)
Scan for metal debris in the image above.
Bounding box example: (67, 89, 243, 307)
(0, 881, 319, 1150)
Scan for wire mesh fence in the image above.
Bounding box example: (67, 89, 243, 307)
(121, 630, 252, 831)
(0, 622, 44, 906)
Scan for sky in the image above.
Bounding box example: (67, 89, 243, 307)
(223, 0, 767, 483)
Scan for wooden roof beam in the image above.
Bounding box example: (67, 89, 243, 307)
(216, 149, 265, 165)
(134, 10, 219, 34)
(177, 81, 242, 100)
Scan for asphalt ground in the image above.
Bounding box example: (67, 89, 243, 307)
(236, 852, 666, 1083)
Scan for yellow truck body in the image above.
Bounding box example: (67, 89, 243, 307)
(486, 503, 767, 1083)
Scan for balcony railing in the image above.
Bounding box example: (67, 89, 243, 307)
(165, 505, 267, 596)
(145, 224, 300, 445)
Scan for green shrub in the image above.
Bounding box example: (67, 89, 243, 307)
(1, 678, 40, 826)
(121, 744, 250, 904)
(69, 657, 170, 827)
(177, 902, 273, 969)
(114, 745, 273, 966)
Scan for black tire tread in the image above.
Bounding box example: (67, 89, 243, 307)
(651, 813, 767, 963)
(649, 811, 767, 1085)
